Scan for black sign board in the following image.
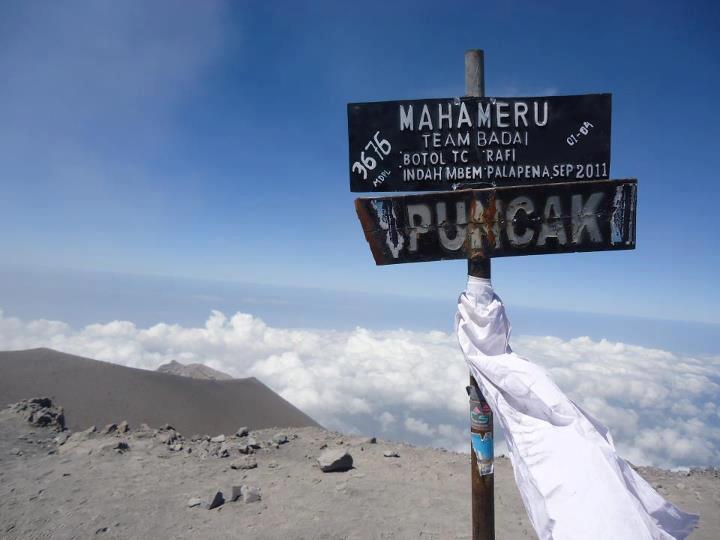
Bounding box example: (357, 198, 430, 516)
(355, 179, 636, 265)
(348, 94, 611, 192)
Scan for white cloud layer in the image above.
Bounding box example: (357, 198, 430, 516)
(1, 308, 718, 469)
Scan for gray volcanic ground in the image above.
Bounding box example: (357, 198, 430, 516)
(0, 350, 718, 539)
(0, 405, 718, 540)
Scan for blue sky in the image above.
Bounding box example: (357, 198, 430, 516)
(0, 2, 719, 467)
(1, 0, 719, 327)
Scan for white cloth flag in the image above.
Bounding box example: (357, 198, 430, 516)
(455, 276, 699, 540)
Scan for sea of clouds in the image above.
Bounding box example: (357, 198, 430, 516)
(1, 307, 718, 470)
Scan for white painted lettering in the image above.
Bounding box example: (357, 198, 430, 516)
(470, 199, 503, 249)
(571, 192, 604, 243)
(438, 103, 453, 129)
(506, 196, 535, 246)
(400, 105, 413, 131)
(457, 102, 472, 129)
(437, 202, 467, 251)
(477, 102, 491, 127)
(534, 101, 548, 126)
(515, 102, 528, 127)
(418, 105, 433, 130)
(537, 196, 567, 246)
(407, 204, 432, 251)
(495, 102, 510, 128)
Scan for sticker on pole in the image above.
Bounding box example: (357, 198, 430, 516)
(471, 432, 494, 476)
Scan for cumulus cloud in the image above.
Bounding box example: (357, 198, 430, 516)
(0, 308, 718, 469)
(378, 412, 396, 431)
(405, 416, 435, 437)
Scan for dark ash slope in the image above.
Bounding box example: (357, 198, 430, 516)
(0, 348, 319, 434)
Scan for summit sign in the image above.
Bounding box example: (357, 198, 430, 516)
(348, 94, 611, 192)
(355, 179, 636, 265)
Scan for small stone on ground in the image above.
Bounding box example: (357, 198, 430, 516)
(205, 491, 225, 510)
(317, 449, 353, 472)
(240, 485, 262, 503)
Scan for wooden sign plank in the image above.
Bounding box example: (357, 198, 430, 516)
(348, 94, 611, 192)
(355, 179, 636, 265)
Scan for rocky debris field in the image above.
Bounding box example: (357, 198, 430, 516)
(6, 397, 65, 432)
(0, 399, 718, 539)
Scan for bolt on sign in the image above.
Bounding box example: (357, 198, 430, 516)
(348, 94, 611, 192)
(355, 179, 636, 265)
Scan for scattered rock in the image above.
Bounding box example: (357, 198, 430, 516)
(117, 421, 129, 434)
(160, 423, 174, 431)
(197, 440, 210, 452)
(231, 456, 257, 470)
(232, 485, 261, 503)
(230, 485, 243, 502)
(53, 432, 70, 446)
(366, 436, 377, 444)
(272, 433, 288, 445)
(210, 434, 226, 443)
(66, 426, 96, 444)
(187, 497, 203, 508)
(9, 398, 65, 431)
(100, 440, 130, 454)
(168, 443, 184, 452)
(238, 444, 255, 455)
(236, 427, 249, 437)
(268, 461, 279, 469)
(318, 449, 353, 472)
(156, 430, 178, 445)
(11, 448, 22, 456)
(205, 491, 225, 510)
(383, 450, 400, 458)
(22, 397, 50, 408)
(100, 423, 117, 435)
(246, 437, 261, 449)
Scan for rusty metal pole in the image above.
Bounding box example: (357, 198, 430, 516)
(465, 49, 494, 540)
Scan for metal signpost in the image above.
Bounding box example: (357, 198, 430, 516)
(347, 49, 638, 540)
